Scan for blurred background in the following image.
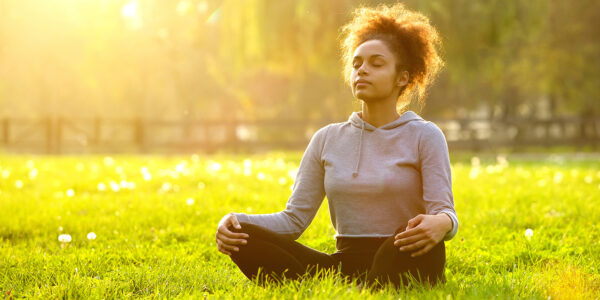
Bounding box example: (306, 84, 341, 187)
(0, 0, 599, 154)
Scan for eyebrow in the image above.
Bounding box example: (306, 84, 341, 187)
(353, 54, 386, 61)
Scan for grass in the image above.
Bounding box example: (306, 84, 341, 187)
(1, 151, 599, 299)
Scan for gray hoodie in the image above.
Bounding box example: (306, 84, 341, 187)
(234, 110, 459, 241)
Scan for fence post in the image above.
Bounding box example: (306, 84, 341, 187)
(135, 118, 145, 153)
(2, 118, 8, 145)
(231, 118, 239, 153)
(45, 116, 53, 154)
(92, 116, 101, 146)
(56, 117, 62, 154)
(203, 120, 213, 154)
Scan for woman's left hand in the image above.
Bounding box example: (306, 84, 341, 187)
(393, 213, 452, 257)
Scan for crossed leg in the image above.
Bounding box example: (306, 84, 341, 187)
(228, 222, 446, 289)
(366, 227, 446, 289)
(229, 223, 338, 286)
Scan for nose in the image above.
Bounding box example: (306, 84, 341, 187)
(358, 67, 367, 76)
(357, 63, 368, 75)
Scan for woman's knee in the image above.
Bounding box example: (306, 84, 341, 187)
(231, 222, 279, 241)
(229, 222, 290, 257)
(368, 234, 446, 288)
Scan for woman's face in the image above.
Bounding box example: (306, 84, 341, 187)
(350, 39, 408, 102)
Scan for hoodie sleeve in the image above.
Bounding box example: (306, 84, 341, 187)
(232, 125, 330, 240)
(418, 122, 459, 241)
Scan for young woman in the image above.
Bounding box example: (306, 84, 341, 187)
(215, 3, 458, 289)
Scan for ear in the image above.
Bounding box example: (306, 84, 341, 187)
(397, 70, 409, 87)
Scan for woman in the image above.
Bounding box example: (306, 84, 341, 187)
(215, 3, 458, 289)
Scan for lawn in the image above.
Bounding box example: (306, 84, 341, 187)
(1, 152, 599, 299)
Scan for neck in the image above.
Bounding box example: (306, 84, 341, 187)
(360, 99, 402, 128)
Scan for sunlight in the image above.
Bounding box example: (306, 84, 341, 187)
(176, 0, 191, 15)
(121, 0, 142, 29)
(197, 1, 208, 14)
(206, 7, 220, 24)
(121, 1, 138, 19)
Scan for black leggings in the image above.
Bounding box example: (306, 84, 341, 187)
(229, 222, 446, 289)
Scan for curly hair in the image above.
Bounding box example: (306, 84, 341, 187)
(340, 2, 444, 112)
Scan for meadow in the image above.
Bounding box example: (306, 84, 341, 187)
(1, 152, 599, 299)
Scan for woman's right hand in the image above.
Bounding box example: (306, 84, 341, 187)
(215, 213, 249, 256)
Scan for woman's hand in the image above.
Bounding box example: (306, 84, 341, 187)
(215, 213, 249, 256)
(394, 213, 452, 257)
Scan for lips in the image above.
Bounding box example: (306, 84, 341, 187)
(355, 79, 371, 87)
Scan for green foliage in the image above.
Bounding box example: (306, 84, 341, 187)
(1, 152, 599, 298)
(2, 1, 599, 120)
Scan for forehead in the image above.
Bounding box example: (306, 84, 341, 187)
(353, 39, 394, 59)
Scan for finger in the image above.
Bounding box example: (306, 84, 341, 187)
(394, 233, 425, 247)
(407, 214, 425, 229)
(216, 232, 247, 245)
(394, 233, 426, 248)
(410, 243, 434, 258)
(218, 226, 249, 239)
(229, 213, 242, 229)
(218, 247, 232, 256)
(216, 237, 239, 252)
(216, 240, 232, 256)
(395, 226, 423, 240)
(398, 238, 428, 252)
(219, 241, 240, 252)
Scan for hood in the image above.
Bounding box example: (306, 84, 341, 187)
(348, 110, 423, 178)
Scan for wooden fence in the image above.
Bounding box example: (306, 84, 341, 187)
(0, 116, 599, 154)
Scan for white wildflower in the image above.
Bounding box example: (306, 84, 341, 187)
(143, 172, 152, 181)
(109, 181, 120, 192)
(278, 177, 287, 185)
(120, 180, 128, 188)
(29, 168, 38, 179)
(104, 157, 114, 166)
(243, 159, 252, 169)
(175, 161, 187, 173)
(58, 234, 72, 243)
(469, 168, 479, 179)
(160, 182, 171, 192)
(553, 172, 563, 184)
(207, 161, 222, 173)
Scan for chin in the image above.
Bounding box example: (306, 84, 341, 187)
(355, 93, 377, 102)
(353, 90, 371, 101)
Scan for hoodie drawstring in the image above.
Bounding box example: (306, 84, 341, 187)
(352, 121, 364, 178)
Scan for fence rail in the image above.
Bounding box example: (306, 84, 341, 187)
(1, 116, 599, 154)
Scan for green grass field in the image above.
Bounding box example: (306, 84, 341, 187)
(1, 152, 599, 299)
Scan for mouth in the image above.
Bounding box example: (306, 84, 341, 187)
(355, 80, 371, 88)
